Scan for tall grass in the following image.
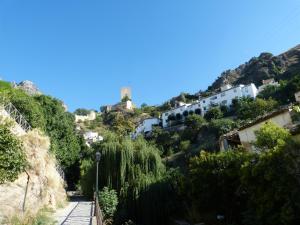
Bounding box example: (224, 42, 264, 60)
(4, 208, 56, 225)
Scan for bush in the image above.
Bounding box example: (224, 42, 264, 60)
(204, 107, 223, 121)
(187, 150, 255, 224)
(74, 108, 91, 115)
(241, 140, 300, 225)
(0, 123, 27, 184)
(9, 91, 46, 129)
(254, 122, 291, 151)
(99, 187, 118, 219)
(235, 97, 278, 121)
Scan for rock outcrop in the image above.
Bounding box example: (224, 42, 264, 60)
(208, 44, 300, 91)
(13, 80, 42, 96)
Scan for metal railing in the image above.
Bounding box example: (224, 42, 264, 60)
(0, 96, 32, 132)
(94, 192, 104, 225)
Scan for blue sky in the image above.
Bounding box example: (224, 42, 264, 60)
(1, 0, 300, 112)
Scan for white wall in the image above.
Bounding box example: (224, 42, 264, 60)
(161, 104, 191, 128)
(75, 111, 96, 122)
(132, 118, 160, 138)
(199, 83, 258, 115)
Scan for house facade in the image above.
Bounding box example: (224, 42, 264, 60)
(238, 108, 292, 151)
(199, 83, 258, 115)
(131, 118, 161, 139)
(220, 107, 293, 151)
(83, 131, 104, 147)
(161, 103, 192, 128)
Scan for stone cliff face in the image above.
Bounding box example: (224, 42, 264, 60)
(0, 130, 66, 223)
(14, 80, 42, 96)
(208, 44, 300, 91)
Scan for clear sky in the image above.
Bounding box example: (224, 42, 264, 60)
(1, 0, 300, 111)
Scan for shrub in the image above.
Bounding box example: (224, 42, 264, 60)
(254, 122, 291, 151)
(236, 97, 278, 120)
(74, 108, 91, 115)
(187, 150, 255, 224)
(0, 123, 27, 184)
(99, 187, 118, 219)
(204, 107, 223, 121)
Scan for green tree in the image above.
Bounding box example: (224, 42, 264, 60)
(74, 108, 91, 115)
(204, 107, 223, 121)
(209, 118, 237, 136)
(187, 150, 254, 224)
(236, 97, 278, 120)
(254, 122, 291, 151)
(241, 140, 300, 225)
(0, 123, 27, 183)
(121, 95, 131, 102)
(183, 114, 206, 142)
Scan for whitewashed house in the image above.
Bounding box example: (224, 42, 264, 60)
(161, 103, 192, 128)
(83, 131, 104, 146)
(131, 118, 161, 139)
(199, 83, 258, 115)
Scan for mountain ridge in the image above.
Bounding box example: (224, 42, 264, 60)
(207, 44, 300, 91)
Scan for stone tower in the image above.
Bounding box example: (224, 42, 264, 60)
(121, 87, 132, 100)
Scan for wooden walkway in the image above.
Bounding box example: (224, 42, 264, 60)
(54, 195, 94, 225)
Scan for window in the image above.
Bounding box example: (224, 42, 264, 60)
(203, 100, 206, 103)
(210, 96, 217, 100)
(221, 100, 227, 105)
(221, 93, 225, 97)
(203, 107, 206, 110)
(234, 89, 237, 93)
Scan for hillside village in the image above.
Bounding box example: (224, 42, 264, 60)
(1, 44, 300, 225)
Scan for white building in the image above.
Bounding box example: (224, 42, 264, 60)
(131, 118, 161, 139)
(101, 100, 134, 113)
(83, 131, 104, 147)
(161, 83, 258, 128)
(199, 83, 258, 115)
(75, 111, 97, 123)
(161, 103, 192, 128)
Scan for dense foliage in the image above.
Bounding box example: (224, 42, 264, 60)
(74, 108, 91, 115)
(80, 133, 180, 225)
(233, 97, 278, 121)
(0, 81, 82, 187)
(34, 95, 81, 168)
(258, 74, 300, 104)
(184, 123, 300, 225)
(0, 123, 26, 184)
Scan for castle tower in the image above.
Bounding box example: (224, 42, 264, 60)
(121, 87, 132, 100)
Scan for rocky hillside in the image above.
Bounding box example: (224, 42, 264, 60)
(13, 80, 42, 96)
(208, 44, 300, 91)
(0, 129, 66, 223)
